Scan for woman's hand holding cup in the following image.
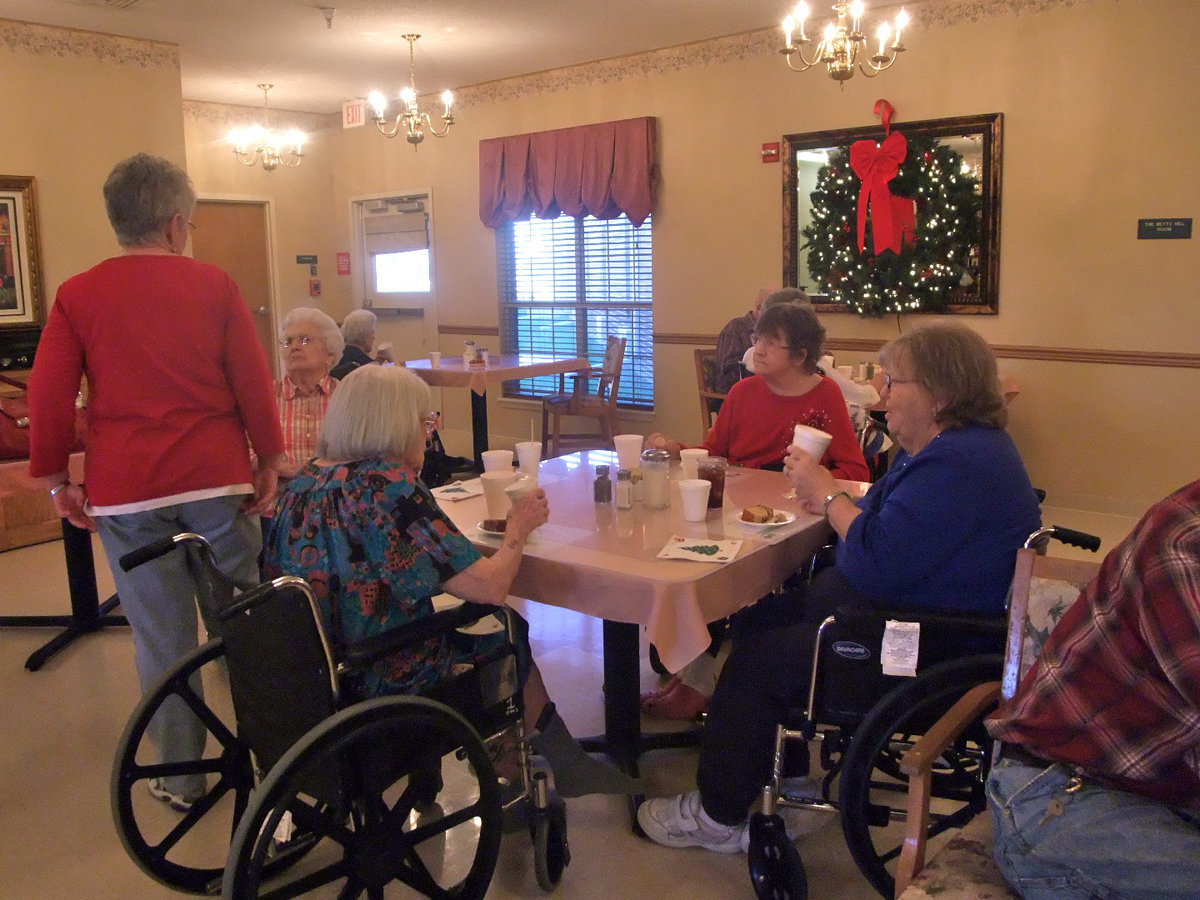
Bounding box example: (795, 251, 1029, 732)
(506, 488, 549, 541)
(783, 445, 837, 514)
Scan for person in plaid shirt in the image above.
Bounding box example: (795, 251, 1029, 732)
(986, 478, 1200, 898)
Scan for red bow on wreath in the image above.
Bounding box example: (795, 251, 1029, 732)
(849, 99, 913, 256)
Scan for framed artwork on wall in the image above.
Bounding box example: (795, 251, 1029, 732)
(0, 176, 45, 330)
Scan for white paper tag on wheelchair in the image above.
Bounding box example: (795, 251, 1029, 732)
(881, 620, 919, 676)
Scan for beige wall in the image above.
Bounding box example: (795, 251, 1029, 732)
(0, 26, 184, 300)
(14, 1, 1194, 519)
(319, 0, 1198, 516)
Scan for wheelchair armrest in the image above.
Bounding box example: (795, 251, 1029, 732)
(341, 601, 499, 669)
(833, 604, 1007, 639)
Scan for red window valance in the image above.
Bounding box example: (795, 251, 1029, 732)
(479, 116, 657, 229)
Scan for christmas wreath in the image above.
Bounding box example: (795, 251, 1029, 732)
(802, 131, 983, 317)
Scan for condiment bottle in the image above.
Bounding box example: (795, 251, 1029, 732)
(641, 448, 670, 509)
(614, 468, 634, 509)
(593, 465, 612, 504)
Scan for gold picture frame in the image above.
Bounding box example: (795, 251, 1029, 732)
(0, 175, 45, 329)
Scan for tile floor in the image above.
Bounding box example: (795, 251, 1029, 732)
(0, 503, 1131, 898)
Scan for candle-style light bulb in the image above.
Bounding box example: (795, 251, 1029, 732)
(850, 0, 865, 33)
(368, 90, 387, 118)
(795, 2, 810, 40)
(877, 21, 891, 55)
(440, 90, 454, 117)
(894, 8, 909, 45)
(783, 14, 795, 48)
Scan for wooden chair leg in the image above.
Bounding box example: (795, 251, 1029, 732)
(551, 412, 563, 457)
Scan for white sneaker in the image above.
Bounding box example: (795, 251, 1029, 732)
(740, 806, 830, 852)
(637, 791, 745, 854)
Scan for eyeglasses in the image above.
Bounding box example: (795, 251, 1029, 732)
(279, 335, 317, 349)
(187, 221, 198, 232)
(883, 374, 914, 390)
(422, 411, 440, 434)
(751, 332, 792, 353)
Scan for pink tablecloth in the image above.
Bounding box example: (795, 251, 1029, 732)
(440, 451, 857, 672)
(404, 354, 590, 395)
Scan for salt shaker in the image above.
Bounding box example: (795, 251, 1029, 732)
(614, 468, 634, 509)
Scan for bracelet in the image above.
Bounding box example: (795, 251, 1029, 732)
(49, 481, 72, 498)
(823, 490, 852, 518)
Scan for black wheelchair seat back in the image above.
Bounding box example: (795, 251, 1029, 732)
(219, 576, 340, 781)
(812, 606, 1006, 728)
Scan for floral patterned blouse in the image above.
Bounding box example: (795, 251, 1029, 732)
(264, 456, 481, 696)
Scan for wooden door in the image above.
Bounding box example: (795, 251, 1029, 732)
(190, 200, 278, 375)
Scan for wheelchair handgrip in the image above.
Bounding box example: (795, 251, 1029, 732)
(119, 536, 179, 571)
(1048, 526, 1101, 552)
(341, 601, 499, 669)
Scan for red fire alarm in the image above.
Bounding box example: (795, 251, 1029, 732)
(308, 278, 322, 297)
(761, 142, 781, 163)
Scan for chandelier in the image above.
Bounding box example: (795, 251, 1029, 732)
(228, 84, 305, 171)
(781, 1, 910, 82)
(368, 34, 455, 146)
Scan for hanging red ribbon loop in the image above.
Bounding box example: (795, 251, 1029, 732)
(874, 98, 895, 135)
(850, 130, 907, 254)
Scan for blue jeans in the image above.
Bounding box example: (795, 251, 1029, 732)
(987, 758, 1200, 899)
(97, 495, 261, 799)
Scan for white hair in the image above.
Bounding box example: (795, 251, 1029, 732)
(318, 364, 430, 462)
(340, 309, 377, 349)
(280, 307, 344, 361)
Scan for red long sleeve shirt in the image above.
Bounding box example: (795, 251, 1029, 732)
(28, 255, 284, 509)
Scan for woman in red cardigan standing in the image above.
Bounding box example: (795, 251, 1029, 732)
(28, 153, 285, 812)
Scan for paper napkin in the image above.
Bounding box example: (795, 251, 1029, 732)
(431, 478, 484, 501)
(656, 535, 743, 563)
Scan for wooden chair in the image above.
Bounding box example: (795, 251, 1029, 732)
(693, 348, 726, 437)
(893, 533, 1102, 899)
(541, 335, 626, 456)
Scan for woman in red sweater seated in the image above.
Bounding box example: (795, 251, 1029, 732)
(644, 299, 869, 719)
(649, 299, 868, 478)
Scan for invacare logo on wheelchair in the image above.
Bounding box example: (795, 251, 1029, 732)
(832, 641, 871, 660)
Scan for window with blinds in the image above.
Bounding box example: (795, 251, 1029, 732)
(497, 213, 653, 409)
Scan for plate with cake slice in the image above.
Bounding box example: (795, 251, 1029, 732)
(738, 505, 796, 528)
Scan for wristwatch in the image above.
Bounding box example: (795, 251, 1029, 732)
(49, 481, 72, 498)
(823, 490, 852, 518)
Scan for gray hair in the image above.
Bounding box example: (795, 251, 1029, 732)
(340, 309, 378, 350)
(755, 300, 824, 373)
(879, 322, 1007, 429)
(761, 288, 811, 313)
(281, 307, 345, 362)
(103, 153, 197, 247)
(318, 365, 430, 462)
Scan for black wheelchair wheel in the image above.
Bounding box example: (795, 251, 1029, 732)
(747, 812, 808, 900)
(838, 654, 1002, 898)
(222, 695, 502, 899)
(532, 797, 570, 892)
(111, 638, 276, 894)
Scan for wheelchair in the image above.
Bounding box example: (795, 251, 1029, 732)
(746, 525, 1101, 900)
(111, 532, 570, 898)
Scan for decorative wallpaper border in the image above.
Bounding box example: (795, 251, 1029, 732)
(457, 0, 1094, 107)
(182, 100, 338, 133)
(0, 16, 177, 70)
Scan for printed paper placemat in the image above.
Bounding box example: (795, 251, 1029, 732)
(656, 535, 743, 563)
(432, 478, 484, 501)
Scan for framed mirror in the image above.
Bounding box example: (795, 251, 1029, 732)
(783, 113, 1002, 316)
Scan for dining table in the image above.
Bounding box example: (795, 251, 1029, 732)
(404, 353, 591, 468)
(437, 449, 868, 781)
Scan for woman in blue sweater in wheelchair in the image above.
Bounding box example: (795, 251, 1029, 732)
(639, 321, 1041, 853)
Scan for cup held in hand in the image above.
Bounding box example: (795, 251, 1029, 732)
(792, 424, 833, 462)
(480, 471, 516, 519)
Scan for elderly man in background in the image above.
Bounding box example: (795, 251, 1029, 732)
(714, 287, 775, 393)
(276, 307, 343, 479)
(331, 308, 377, 380)
(28, 152, 284, 813)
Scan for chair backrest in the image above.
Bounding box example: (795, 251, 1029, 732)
(693, 347, 726, 434)
(1001, 549, 1101, 701)
(595, 335, 626, 407)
